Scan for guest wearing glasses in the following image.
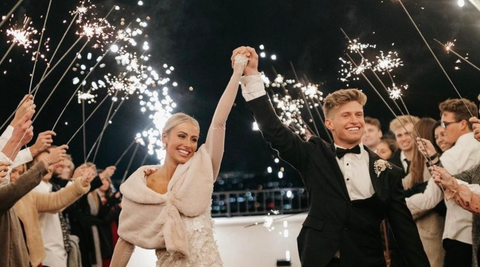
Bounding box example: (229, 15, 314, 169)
(407, 98, 480, 267)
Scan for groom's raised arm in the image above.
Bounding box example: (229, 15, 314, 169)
(233, 46, 311, 171)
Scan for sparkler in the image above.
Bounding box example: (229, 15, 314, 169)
(89, 99, 125, 163)
(29, 0, 53, 94)
(290, 62, 332, 143)
(434, 39, 480, 73)
(120, 142, 141, 183)
(396, 0, 475, 117)
(33, 40, 91, 126)
(0, 0, 25, 29)
(65, 93, 111, 146)
(1, 17, 38, 66)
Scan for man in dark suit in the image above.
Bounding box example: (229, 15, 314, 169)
(232, 46, 429, 267)
(388, 115, 419, 176)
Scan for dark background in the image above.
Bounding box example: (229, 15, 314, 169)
(1, 0, 479, 187)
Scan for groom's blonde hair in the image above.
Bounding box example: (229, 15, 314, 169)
(323, 89, 367, 118)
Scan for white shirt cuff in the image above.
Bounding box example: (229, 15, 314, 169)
(240, 74, 266, 102)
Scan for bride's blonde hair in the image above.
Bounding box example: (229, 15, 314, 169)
(162, 113, 200, 135)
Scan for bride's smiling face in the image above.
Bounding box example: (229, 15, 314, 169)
(163, 122, 199, 165)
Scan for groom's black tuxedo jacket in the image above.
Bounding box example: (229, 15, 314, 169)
(246, 95, 430, 267)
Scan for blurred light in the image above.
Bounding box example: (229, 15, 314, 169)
(138, 1, 144, 6)
(458, 0, 465, 7)
(259, 44, 265, 50)
(271, 54, 277, 60)
(260, 52, 266, 58)
(286, 250, 291, 261)
(274, 158, 280, 163)
(283, 229, 289, 238)
(252, 122, 259, 131)
(110, 44, 119, 53)
(267, 166, 272, 173)
(278, 171, 283, 179)
(286, 190, 293, 199)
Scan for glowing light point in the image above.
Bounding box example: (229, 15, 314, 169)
(138, 1, 144, 6)
(271, 54, 277, 60)
(259, 44, 265, 50)
(458, 0, 465, 7)
(260, 52, 266, 58)
(110, 44, 119, 53)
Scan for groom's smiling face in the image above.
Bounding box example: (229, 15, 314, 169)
(325, 101, 365, 148)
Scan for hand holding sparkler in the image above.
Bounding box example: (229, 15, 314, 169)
(10, 94, 34, 127)
(416, 137, 438, 160)
(469, 117, 480, 142)
(72, 164, 97, 180)
(0, 161, 11, 181)
(79, 168, 96, 187)
(40, 144, 68, 167)
(430, 165, 457, 194)
(29, 130, 56, 157)
(99, 165, 116, 181)
(1, 109, 35, 161)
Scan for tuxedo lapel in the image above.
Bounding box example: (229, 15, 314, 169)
(315, 142, 350, 200)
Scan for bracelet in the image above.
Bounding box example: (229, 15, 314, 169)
(426, 158, 441, 168)
(428, 153, 439, 161)
(45, 157, 52, 166)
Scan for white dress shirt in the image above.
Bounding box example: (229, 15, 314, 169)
(406, 132, 480, 244)
(0, 125, 33, 168)
(240, 74, 375, 200)
(335, 144, 375, 200)
(400, 151, 409, 174)
(34, 181, 68, 267)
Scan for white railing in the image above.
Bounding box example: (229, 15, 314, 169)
(211, 187, 309, 217)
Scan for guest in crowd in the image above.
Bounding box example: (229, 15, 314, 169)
(407, 98, 480, 267)
(362, 116, 383, 152)
(389, 115, 420, 175)
(14, 146, 94, 267)
(376, 137, 398, 160)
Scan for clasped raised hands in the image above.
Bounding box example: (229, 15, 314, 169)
(231, 46, 259, 76)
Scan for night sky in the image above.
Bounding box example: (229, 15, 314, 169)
(1, 0, 479, 186)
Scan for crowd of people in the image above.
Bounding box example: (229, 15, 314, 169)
(359, 99, 480, 267)
(0, 94, 122, 267)
(2, 46, 480, 267)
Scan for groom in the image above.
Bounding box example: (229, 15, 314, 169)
(232, 46, 429, 267)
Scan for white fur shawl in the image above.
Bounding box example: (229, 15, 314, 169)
(118, 145, 214, 256)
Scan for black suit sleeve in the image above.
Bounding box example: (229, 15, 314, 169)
(386, 169, 430, 267)
(246, 95, 312, 171)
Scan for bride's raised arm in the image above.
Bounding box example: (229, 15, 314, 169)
(204, 54, 247, 179)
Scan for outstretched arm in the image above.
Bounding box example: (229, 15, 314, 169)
(234, 46, 311, 171)
(204, 54, 246, 179)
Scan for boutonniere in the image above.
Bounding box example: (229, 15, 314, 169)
(374, 159, 392, 177)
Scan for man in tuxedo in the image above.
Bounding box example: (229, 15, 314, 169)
(233, 46, 429, 267)
(389, 115, 420, 176)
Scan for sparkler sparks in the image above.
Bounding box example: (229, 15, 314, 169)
(6, 17, 38, 51)
(374, 50, 403, 74)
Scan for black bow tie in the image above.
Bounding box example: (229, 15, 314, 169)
(335, 145, 361, 159)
